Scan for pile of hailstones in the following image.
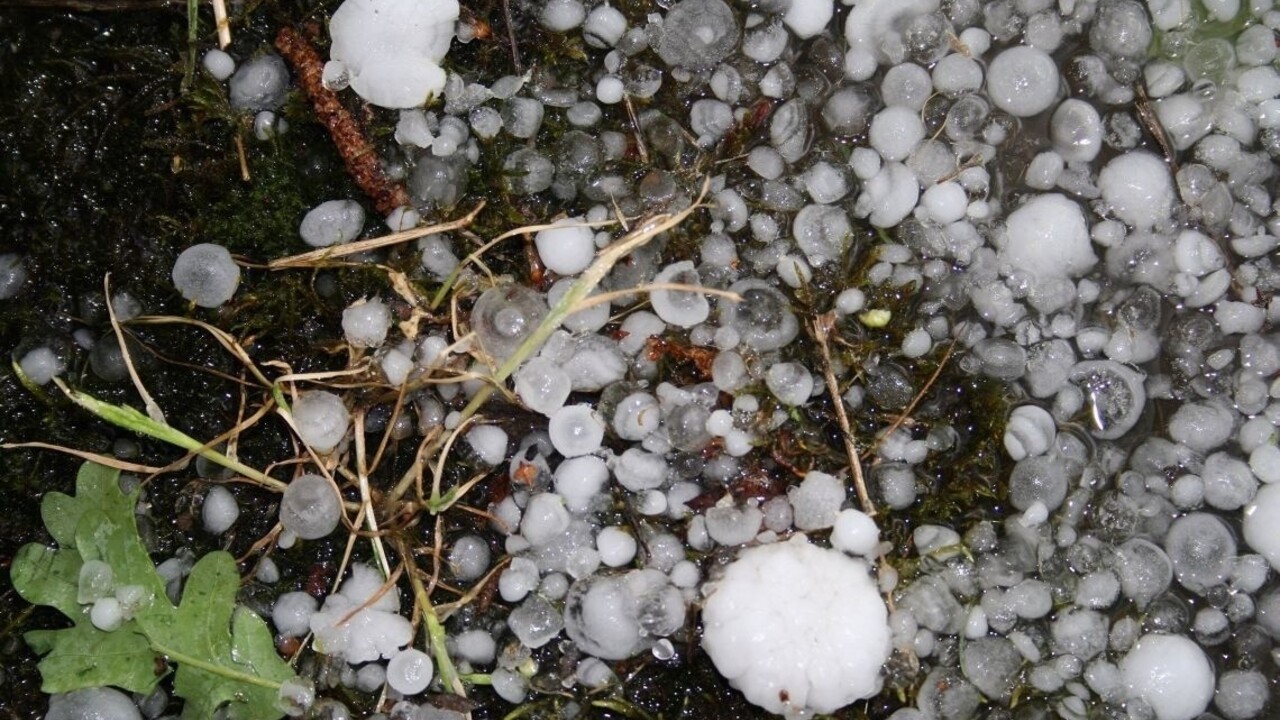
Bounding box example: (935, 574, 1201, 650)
(23, 0, 1280, 717)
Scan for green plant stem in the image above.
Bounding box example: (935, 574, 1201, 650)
(398, 539, 464, 697)
(150, 639, 284, 692)
(54, 379, 287, 494)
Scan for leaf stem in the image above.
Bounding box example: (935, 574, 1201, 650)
(149, 639, 284, 691)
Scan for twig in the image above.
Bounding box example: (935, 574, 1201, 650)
(105, 275, 166, 424)
(274, 26, 412, 215)
(211, 0, 230, 48)
(866, 337, 957, 459)
(812, 313, 874, 517)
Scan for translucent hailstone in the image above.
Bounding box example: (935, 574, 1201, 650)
(1067, 360, 1146, 440)
(273, 591, 319, 638)
(520, 493, 571, 546)
(1050, 99, 1104, 163)
(472, 285, 548, 363)
(765, 363, 813, 406)
(46, 688, 142, 720)
(1098, 152, 1174, 230)
(78, 559, 114, 604)
(705, 505, 763, 546)
(228, 54, 289, 111)
(342, 298, 391, 348)
(654, 0, 739, 69)
(650, 261, 709, 328)
(311, 564, 413, 664)
(466, 425, 508, 465)
(18, 346, 64, 385)
(985, 46, 1059, 117)
(508, 594, 564, 648)
(1165, 512, 1235, 595)
(564, 569, 686, 659)
(1243, 483, 1280, 571)
(0, 253, 27, 299)
(1214, 670, 1269, 720)
(793, 204, 853, 266)
(612, 392, 661, 441)
(720, 279, 798, 351)
(535, 218, 595, 276)
(554, 455, 608, 511)
(279, 474, 342, 540)
(1115, 538, 1173, 609)
(702, 535, 889, 716)
(998, 194, 1097, 279)
(292, 391, 350, 453)
(172, 243, 240, 308)
(1119, 634, 1214, 720)
(202, 485, 239, 534)
(515, 356, 571, 416)
(1167, 401, 1234, 452)
(583, 4, 626, 47)
(386, 648, 434, 695)
(612, 448, 667, 491)
(300, 199, 365, 247)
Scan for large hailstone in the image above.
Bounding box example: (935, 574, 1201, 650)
(701, 534, 890, 717)
(1119, 633, 1214, 720)
(997, 194, 1097, 279)
(329, 0, 459, 109)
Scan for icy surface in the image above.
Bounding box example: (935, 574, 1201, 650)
(329, 0, 458, 108)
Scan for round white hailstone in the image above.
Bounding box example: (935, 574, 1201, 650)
(521, 492, 571, 546)
(985, 46, 1059, 117)
(1119, 634, 1214, 720)
(329, 0, 458, 108)
(203, 48, 235, 80)
(1098, 152, 1174, 230)
(548, 404, 605, 457)
(454, 629, 497, 665)
(342, 298, 391, 348)
(540, 0, 586, 31)
(788, 471, 846, 530)
(1003, 405, 1057, 460)
(292, 390, 350, 453)
(299, 199, 365, 247)
(380, 346, 413, 385)
(783, 0, 832, 38)
(279, 474, 342, 540)
(1244, 483, 1280, 571)
(273, 591, 319, 638)
(921, 181, 967, 225)
(466, 425, 508, 465)
(583, 4, 626, 47)
(202, 485, 239, 534)
(702, 535, 890, 716)
(830, 508, 880, 557)
(843, 0, 939, 67)
(765, 362, 814, 406)
(868, 106, 925, 162)
(228, 55, 289, 112)
(386, 205, 420, 231)
(18, 346, 64, 385)
(535, 218, 595, 276)
(596, 75, 625, 104)
(91, 596, 124, 631)
(1167, 401, 1234, 452)
(901, 328, 932, 358)
(1250, 444, 1280, 484)
(597, 526, 638, 567)
(46, 688, 143, 720)
(386, 648, 434, 695)
(998, 194, 1097, 279)
(449, 535, 491, 581)
(651, 261, 710, 328)
(172, 243, 240, 308)
(554, 455, 609, 511)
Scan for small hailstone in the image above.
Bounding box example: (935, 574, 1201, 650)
(901, 328, 932, 358)
(279, 474, 342, 540)
(1003, 405, 1056, 460)
(292, 391, 350, 453)
(17, 347, 64, 385)
(273, 592, 319, 638)
(788, 470, 845, 530)
(651, 261, 710, 327)
(868, 106, 925, 162)
(613, 392, 661, 441)
(583, 4, 626, 47)
(830, 508, 879, 557)
(380, 346, 414, 385)
(1244, 483, 1280, 571)
(172, 243, 240, 308)
(386, 205, 420, 231)
(535, 218, 595, 276)
(1098, 152, 1174, 230)
(541, 0, 586, 31)
(765, 362, 814, 406)
(203, 48, 236, 80)
(466, 425, 508, 465)
(386, 648, 433, 695)
(597, 526, 638, 567)
(596, 75, 625, 104)
(202, 485, 239, 534)
(342, 298, 391, 348)
(782, 0, 832, 38)
(986, 46, 1058, 117)
(228, 54, 289, 111)
(514, 357, 572, 416)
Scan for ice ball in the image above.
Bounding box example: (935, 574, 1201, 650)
(1119, 633, 1214, 720)
(172, 243, 240, 308)
(292, 390, 350, 453)
(535, 218, 595, 276)
(279, 474, 342, 540)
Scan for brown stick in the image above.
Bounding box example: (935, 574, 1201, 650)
(274, 26, 411, 216)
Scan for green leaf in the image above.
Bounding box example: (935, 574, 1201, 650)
(12, 462, 296, 719)
(142, 552, 294, 720)
(25, 622, 161, 695)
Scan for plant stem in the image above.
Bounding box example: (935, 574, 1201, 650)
(150, 639, 284, 691)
